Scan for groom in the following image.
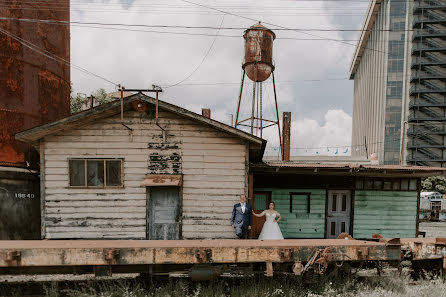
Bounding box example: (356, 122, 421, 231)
(230, 194, 253, 239)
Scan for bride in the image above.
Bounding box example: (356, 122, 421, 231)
(253, 201, 284, 240)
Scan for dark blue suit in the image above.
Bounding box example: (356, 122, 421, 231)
(230, 202, 253, 239)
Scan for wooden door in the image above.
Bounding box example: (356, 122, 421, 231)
(250, 192, 271, 239)
(326, 190, 351, 239)
(147, 187, 180, 240)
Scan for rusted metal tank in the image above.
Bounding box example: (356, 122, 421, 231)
(0, 1, 70, 169)
(242, 23, 275, 82)
(0, 2, 70, 240)
(0, 169, 40, 240)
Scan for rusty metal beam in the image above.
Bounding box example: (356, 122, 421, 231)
(0, 239, 401, 270)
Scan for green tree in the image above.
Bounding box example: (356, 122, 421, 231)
(92, 88, 114, 106)
(422, 175, 446, 193)
(70, 93, 88, 114)
(70, 88, 114, 114)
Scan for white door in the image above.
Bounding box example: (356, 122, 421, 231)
(326, 190, 351, 239)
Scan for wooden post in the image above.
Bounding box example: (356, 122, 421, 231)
(39, 140, 46, 239)
(282, 112, 291, 161)
(266, 261, 273, 277)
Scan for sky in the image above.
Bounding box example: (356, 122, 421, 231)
(70, 0, 369, 157)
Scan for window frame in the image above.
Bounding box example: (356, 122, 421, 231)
(355, 177, 418, 191)
(68, 158, 124, 188)
(289, 192, 311, 214)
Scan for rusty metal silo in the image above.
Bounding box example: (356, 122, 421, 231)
(0, 0, 70, 168)
(242, 22, 275, 82)
(0, 1, 70, 239)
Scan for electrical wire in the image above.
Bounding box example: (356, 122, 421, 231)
(178, 0, 386, 54)
(0, 27, 119, 87)
(0, 16, 420, 32)
(263, 122, 446, 152)
(162, 15, 225, 88)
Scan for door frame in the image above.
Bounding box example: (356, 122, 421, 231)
(250, 191, 272, 239)
(251, 191, 272, 211)
(146, 186, 183, 240)
(324, 189, 354, 238)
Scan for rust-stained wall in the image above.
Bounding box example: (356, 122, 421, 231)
(41, 109, 248, 239)
(0, 1, 70, 168)
(0, 169, 40, 239)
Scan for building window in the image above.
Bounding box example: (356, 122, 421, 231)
(69, 159, 123, 187)
(290, 192, 311, 214)
(355, 177, 419, 191)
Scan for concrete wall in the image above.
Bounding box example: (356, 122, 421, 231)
(351, 1, 389, 161)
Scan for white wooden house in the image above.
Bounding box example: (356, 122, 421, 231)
(16, 93, 265, 240)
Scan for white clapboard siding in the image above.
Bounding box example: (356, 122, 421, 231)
(43, 110, 247, 239)
(45, 219, 146, 227)
(182, 231, 236, 239)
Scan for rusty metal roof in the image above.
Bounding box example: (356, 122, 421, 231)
(264, 162, 446, 171)
(251, 161, 446, 177)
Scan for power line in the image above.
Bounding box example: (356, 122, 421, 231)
(177, 0, 386, 54)
(0, 27, 119, 87)
(0, 16, 423, 32)
(163, 15, 225, 88)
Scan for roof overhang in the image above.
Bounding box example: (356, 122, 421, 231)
(349, 0, 382, 79)
(15, 93, 265, 162)
(251, 162, 446, 178)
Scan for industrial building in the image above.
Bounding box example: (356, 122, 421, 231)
(350, 0, 446, 166)
(15, 93, 446, 240)
(0, 1, 70, 239)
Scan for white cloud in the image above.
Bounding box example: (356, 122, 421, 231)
(68, 0, 366, 157)
(263, 109, 352, 157)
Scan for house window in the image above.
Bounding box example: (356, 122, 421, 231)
(69, 159, 123, 187)
(290, 193, 311, 214)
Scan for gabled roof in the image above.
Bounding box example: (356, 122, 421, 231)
(15, 93, 266, 161)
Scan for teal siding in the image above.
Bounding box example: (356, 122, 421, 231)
(353, 191, 418, 238)
(256, 189, 326, 238)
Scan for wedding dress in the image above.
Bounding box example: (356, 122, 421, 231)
(258, 212, 284, 240)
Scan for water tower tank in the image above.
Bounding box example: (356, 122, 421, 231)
(242, 23, 275, 82)
(0, 2, 71, 169)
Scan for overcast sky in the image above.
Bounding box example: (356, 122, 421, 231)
(70, 0, 369, 157)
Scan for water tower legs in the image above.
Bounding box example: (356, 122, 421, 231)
(234, 71, 283, 157)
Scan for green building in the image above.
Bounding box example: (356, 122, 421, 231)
(250, 161, 445, 239)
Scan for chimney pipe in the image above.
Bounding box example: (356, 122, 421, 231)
(89, 95, 94, 109)
(202, 108, 211, 119)
(282, 112, 291, 161)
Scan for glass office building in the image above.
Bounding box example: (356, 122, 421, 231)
(351, 0, 446, 166)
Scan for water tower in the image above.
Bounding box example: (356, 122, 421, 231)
(234, 23, 282, 153)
